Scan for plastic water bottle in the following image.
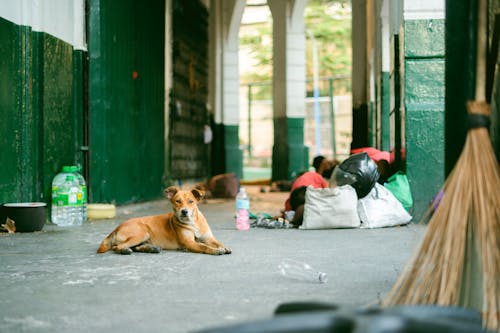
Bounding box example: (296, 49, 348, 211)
(51, 166, 86, 226)
(278, 258, 328, 283)
(235, 187, 250, 230)
(75, 167, 87, 222)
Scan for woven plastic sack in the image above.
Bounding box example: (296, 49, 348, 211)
(301, 185, 360, 229)
(384, 171, 413, 211)
(357, 183, 412, 228)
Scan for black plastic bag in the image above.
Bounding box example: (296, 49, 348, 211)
(331, 152, 380, 198)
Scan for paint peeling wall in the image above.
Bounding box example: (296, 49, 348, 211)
(0, 1, 85, 204)
(404, 11, 445, 220)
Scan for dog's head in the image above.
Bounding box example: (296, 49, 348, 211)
(165, 186, 205, 224)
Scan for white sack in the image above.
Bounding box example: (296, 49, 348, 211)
(301, 185, 360, 229)
(357, 183, 412, 228)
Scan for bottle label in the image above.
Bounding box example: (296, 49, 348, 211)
(237, 209, 249, 219)
(81, 185, 87, 203)
(52, 186, 83, 207)
(236, 199, 249, 210)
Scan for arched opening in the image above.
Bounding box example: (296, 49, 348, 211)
(304, 0, 352, 163)
(238, 0, 353, 182)
(239, 0, 273, 181)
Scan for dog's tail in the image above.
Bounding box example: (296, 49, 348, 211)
(97, 232, 115, 253)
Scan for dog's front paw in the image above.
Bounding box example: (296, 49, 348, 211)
(114, 247, 133, 255)
(216, 247, 231, 255)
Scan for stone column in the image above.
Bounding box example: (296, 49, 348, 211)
(268, 0, 308, 180)
(403, 1, 445, 220)
(209, 0, 245, 178)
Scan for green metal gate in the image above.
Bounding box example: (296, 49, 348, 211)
(88, 0, 166, 204)
(169, 0, 209, 180)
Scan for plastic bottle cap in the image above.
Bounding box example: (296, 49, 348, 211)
(318, 272, 328, 283)
(62, 165, 78, 173)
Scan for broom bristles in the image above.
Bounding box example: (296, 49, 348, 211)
(383, 101, 500, 331)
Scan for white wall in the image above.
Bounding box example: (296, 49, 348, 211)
(0, 0, 86, 50)
(404, 0, 445, 20)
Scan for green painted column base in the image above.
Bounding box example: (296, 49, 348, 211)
(406, 110, 444, 220)
(404, 19, 445, 222)
(272, 117, 309, 180)
(211, 124, 243, 180)
(381, 71, 391, 151)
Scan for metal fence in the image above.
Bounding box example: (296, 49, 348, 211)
(239, 75, 352, 171)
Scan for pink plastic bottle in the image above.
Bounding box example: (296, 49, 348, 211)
(235, 187, 250, 230)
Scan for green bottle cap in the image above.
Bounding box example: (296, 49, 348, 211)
(62, 166, 78, 173)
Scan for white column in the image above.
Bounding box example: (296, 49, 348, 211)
(268, 0, 307, 119)
(351, 0, 367, 110)
(209, 0, 245, 126)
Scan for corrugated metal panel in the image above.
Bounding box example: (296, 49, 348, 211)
(170, 0, 209, 180)
(0, 17, 29, 202)
(38, 32, 80, 201)
(88, 0, 165, 204)
(0, 17, 78, 204)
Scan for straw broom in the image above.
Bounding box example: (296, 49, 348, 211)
(383, 0, 500, 330)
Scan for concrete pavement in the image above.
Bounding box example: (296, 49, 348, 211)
(0, 187, 426, 333)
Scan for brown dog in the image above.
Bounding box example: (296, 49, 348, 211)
(97, 186, 231, 255)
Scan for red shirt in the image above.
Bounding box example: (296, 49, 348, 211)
(284, 171, 328, 211)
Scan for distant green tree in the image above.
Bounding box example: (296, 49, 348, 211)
(239, 0, 351, 95)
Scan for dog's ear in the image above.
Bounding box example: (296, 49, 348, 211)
(165, 186, 179, 199)
(191, 188, 205, 201)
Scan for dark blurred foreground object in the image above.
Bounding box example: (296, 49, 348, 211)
(383, 2, 500, 330)
(330, 152, 379, 198)
(197, 303, 491, 333)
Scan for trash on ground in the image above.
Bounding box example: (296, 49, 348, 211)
(1, 217, 16, 233)
(251, 216, 292, 229)
(278, 258, 328, 283)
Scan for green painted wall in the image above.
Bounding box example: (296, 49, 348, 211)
(272, 117, 308, 180)
(37, 32, 82, 202)
(381, 71, 391, 151)
(170, 0, 210, 182)
(88, 0, 165, 204)
(0, 18, 33, 203)
(404, 19, 445, 220)
(0, 17, 81, 205)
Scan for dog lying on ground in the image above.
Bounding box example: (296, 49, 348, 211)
(97, 186, 231, 255)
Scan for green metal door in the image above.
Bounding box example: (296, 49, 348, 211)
(88, 0, 165, 204)
(169, 0, 209, 180)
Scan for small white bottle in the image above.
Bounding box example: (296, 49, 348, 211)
(278, 258, 328, 283)
(235, 187, 250, 230)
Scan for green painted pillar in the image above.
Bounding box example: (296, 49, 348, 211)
(272, 117, 309, 181)
(210, 123, 243, 180)
(404, 18, 445, 220)
(269, 0, 308, 181)
(381, 72, 391, 151)
(224, 125, 243, 180)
